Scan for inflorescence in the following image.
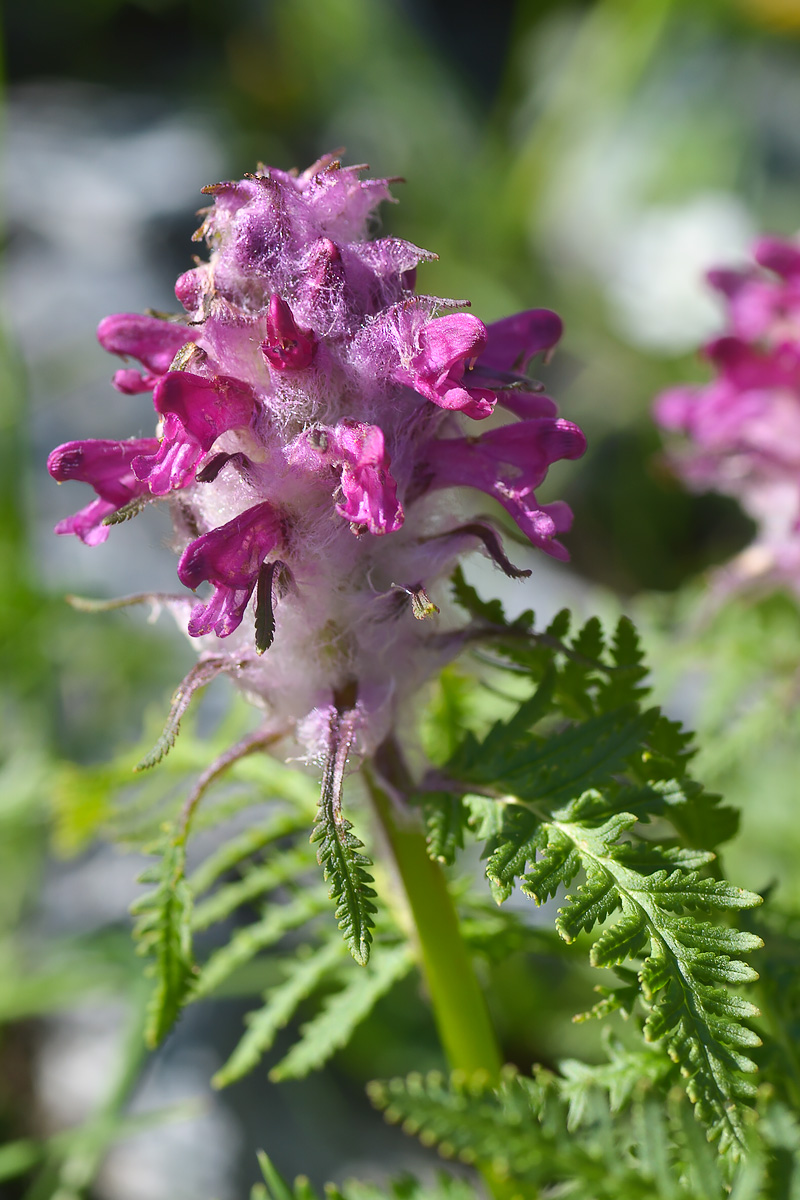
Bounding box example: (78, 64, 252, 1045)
(48, 155, 585, 763)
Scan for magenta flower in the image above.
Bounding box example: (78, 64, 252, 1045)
(655, 235, 800, 593)
(178, 502, 285, 638)
(47, 438, 159, 545)
(132, 372, 257, 495)
(399, 313, 496, 419)
(98, 313, 200, 394)
(288, 421, 403, 535)
(421, 419, 586, 560)
(48, 155, 585, 755)
(261, 296, 316, 371)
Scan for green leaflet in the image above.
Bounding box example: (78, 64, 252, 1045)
(269, 943, 414, 1081)
(192, 888, 331, 999)
(432, 584, 765, 1155)
(252, 1152, 477, 1200)
(422, 792, 468, 864)
(130, 834, 195, 1048)
(188, 809, 312, 895)
(213, 937, 349, 1088)
(311, 709, 377, 966)
(191, 845, 317, 931)
(367, 1067, 796, 1199)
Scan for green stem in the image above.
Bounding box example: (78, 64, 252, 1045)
(363, 764, 502, 1081)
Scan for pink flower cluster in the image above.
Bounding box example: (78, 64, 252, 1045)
(48, 155, 585, 754)
(655, 236, 800, 592)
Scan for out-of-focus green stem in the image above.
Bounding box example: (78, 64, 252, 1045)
(363, 764, 502, 1080)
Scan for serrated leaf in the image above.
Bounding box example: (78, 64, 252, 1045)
(463, 794, 505, 842)
(213, 937, 348, 1087)
(557, 862, 620, 943)
(471, 707, 657, 808)
(520, 828, 581, 906)
(131, 835, 195, 1047)
(485, 811, 545, 900)
(191, 845, 316, 931)
(450, 565, 515, 627)
(312, 710, 376, 965)
(187, 809, 311, 896)
(270, 944, 413, 1080)
(595, 616, 649, 712)
(192, 888, 330, 999)
(422, 793, 467, 864)
(590, 903, 648, 967)
(557, 616, 605, 718)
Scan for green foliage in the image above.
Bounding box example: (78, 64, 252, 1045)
(311, 741, 378, 966)
(253, 1151, 477, 1200)
(268, 942, 414, 1082)
(311, 801, 377, 968)
(420, 581, 764, 1153)
(213, 937, 349, 1088)
(368, 1065, 800, 1199)
(81, 704, 407, 1083)
(131, 833, 195, 1048)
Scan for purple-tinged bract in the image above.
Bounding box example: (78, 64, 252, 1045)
(48, 154, 585, 756)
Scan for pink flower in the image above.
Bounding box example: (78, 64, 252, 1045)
(98, 313, 199, 394)
(261, 296, 316, 371)
(288, 421, 403, 535)
(47, 438, 159, 545)
(132, 372, 257, 495)
(178, 502, 285, 638)
(49, 155, 585, 754)
(421, 419, 586, 560)
(655, 235, 800, 593)
(400, 313, 496, 419)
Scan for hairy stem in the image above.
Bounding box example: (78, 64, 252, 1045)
(363, 758, 502, 1080)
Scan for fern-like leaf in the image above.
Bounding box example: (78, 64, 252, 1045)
(422, 793, 467, 864)
(548, 810, 764, 1151)
(270, 943, 413, 1080)
(213, 937, 348, 1088)
(311, 708, 377, 966)
(131, 832, 195, 1046)
(192, 888, 330, 999)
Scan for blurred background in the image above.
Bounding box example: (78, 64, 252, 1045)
(4, 0, 800, 1195)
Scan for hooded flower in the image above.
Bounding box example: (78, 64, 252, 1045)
(132, 371, 258, 495)
(655, 235, 800, 594)
(178, 501, 285, 638)
(98, 313, 201, 394)
(48, 154, 585, 756)
(47, 437, 160, 545)
(420, 418, 586, 560)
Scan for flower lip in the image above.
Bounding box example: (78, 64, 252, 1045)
(480, 309, 564, 375)
(178, 501, 285, 638)
(402, 312, 496, 419)
(420, 417, 585, 558)
(753, 236, 800, 279)
(97, 313, 200, 393)
(288, 420, 404, 535)
(47, 437, 159, 546)
(132, 371, 257, 495)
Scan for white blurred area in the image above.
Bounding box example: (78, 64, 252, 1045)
(539, 122, 756, 353)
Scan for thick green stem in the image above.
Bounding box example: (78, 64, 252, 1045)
(364, 765, 502, 1081)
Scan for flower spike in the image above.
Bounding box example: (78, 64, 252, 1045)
(49, 154, 585, 755)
